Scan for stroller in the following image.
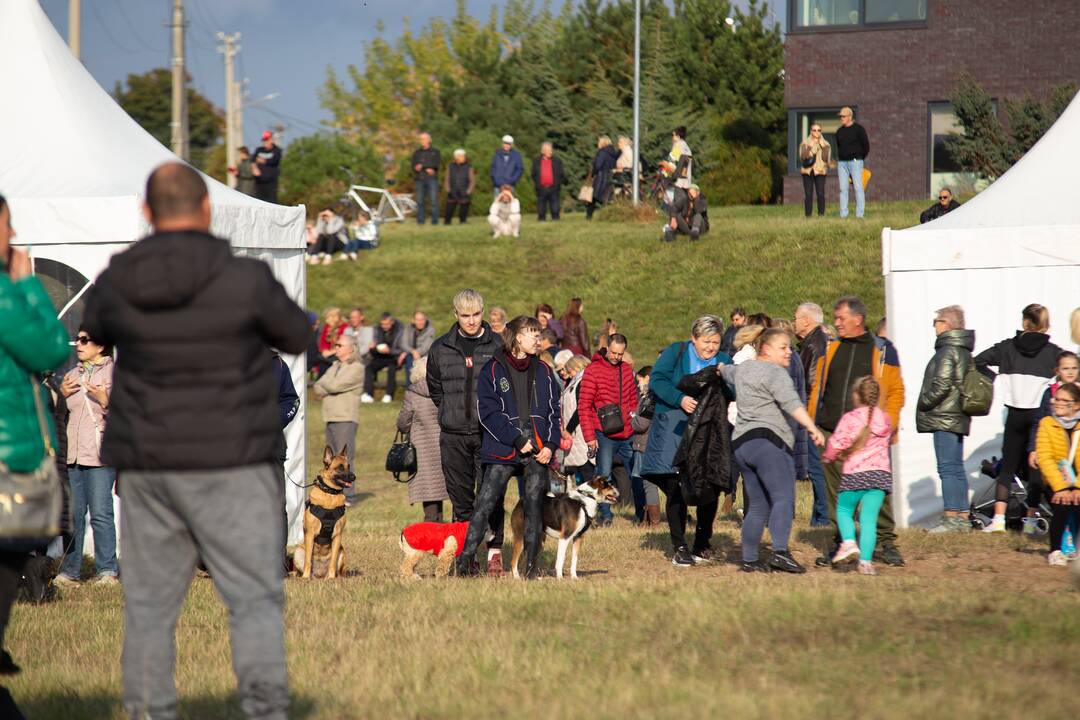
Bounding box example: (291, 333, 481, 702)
(970, 456, 1052, 531)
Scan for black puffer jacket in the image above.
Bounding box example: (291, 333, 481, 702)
(672, 366, 733, 505)
(427, 322, 503, 435)
(916, 329, 974, 435)
(81, 230, 310, 470)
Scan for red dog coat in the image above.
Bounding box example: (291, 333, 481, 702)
(401, 521, 470, 557)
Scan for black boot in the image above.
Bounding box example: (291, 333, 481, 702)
(740, 559, 771, 573)
(768, 550, 806, 574)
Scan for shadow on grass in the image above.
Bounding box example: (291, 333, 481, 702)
(638, 529, 740, 563)
(12, 690, 317, 720)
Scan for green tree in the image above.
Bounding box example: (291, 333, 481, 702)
(947, 77, 1077, 181)
(278, 133, 382, 214)
(113, 68, 224, 172)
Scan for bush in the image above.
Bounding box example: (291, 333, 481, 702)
(698, 142, 772, 206)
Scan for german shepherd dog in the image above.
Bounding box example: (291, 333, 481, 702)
(509, 475, 619, 579)
(294, 446, 354, 579)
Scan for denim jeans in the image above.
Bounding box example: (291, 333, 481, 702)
(462, 462, 546, 568)
(60, 465, 118, 578)
(934, 430, 968, 512)
(837, 158, 865, 218)
(806, 442, 831, 526)
(596, 434, 633, 522)
(415, 175, 439, 225)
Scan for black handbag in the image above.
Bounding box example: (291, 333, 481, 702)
(385, 431, 417, 483)
(0, 376, 63, 539)
(596, 365, 625, 436)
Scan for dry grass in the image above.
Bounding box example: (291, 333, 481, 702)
(9, 201, 1079, 719)
(8, 400, 1080, 719)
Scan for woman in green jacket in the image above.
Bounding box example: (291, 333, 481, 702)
(0, 193, 71, 693)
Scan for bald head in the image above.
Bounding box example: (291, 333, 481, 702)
(144, 162, 211, 231)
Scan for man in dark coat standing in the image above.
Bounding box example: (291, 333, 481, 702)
(82, 162, 310, 720)
(253, 131, 282, 203)
(531, 142, 566, 221)
(920, 187, 961, 223)
(412, 132, 441, 226)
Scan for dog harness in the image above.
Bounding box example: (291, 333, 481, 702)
(307, 478, 346, 546)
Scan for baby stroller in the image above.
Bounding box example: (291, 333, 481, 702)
(970, 456, 1051, 531)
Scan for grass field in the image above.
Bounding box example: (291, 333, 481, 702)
(9, 201, 1080, 719)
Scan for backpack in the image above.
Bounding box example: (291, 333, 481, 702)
(961, 364, 993, 416)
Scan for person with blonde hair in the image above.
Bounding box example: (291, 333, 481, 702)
(560, 354, 594, 486)
(799, 123, 831, 217)
(488, 306, 508, 335)
(975, 303, 1062, 532)
(487, 185, 521, 238)
(585, 135, 620, 220)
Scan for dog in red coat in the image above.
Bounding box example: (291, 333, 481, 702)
(398, 521, 492, 578)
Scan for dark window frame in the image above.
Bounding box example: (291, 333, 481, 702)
(925, 98, 997, 195)
(787, 0, 929, 33)
(787, 106, 856, 175)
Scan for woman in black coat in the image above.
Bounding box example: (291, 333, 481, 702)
(586, 136, 620, 220)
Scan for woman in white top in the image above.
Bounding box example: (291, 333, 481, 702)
(488, 184, 521, 238)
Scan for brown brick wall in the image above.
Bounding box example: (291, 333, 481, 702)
(783, 0, 1080, 204)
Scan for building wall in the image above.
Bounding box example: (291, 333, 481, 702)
(783, 0, 1080, 204)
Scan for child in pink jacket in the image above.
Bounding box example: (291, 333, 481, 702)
(822, 376, 893, 575)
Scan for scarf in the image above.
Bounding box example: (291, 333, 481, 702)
(503, 350, 531, 372)
(1054, 411, 1080, 430)
(687, 343, 719, 374)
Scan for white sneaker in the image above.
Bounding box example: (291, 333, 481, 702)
(1022, 516, 1049, 537)
(94, 574, 120, 586)
(857, 560, 878, 576)
(349, 252, 358, 260)
(1048, 550, 1068, 567)
(54, 574, 81, 588)
(360, 393, 374, 403)
(982, 517, 1006, 533)
(321, 254, 332, 265)
(381, 394, 393, 403)
(307, 255, 318, 265)
(831, 540, 860, 565)
(336, 253, 349, 261)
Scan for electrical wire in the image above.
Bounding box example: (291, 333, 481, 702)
(111, 0, 163, 53)
(87, 0, 142, 54)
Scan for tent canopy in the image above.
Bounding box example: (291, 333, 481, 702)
(882, 91, 1080, 527)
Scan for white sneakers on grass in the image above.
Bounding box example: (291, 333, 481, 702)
(381, 394, 392, 404)
(981, 516, 1006, 533)
(360, 393, 374, 403)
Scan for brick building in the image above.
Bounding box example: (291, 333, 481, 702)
(782, 0, 1080, 204)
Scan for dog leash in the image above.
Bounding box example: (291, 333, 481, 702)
(286, 468, 317, 490)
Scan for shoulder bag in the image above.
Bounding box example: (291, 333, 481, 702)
(0, 377, 63, 539)
(385, 430, 417, 483)
(597, 365, 625, 436)
(578, 174, 594, 203)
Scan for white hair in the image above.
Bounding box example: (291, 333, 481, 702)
(796, 302, 824, 325)
(453, 148, 466, 158)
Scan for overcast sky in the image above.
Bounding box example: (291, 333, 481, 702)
(40, 0, 778, 147)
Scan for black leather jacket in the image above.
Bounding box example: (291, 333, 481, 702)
(427, 323, 504, 435)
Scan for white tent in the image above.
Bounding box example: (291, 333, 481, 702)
(882, 93, 1080, 528)
(0, 0, 309, 544)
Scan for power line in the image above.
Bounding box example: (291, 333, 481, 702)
(88, 0, 142, 54)
(111, 0, 163, 53)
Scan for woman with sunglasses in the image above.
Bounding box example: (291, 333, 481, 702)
(56, 327, 118, 587)
(312, 335, 364, 499)
(799, 124, 831, 217)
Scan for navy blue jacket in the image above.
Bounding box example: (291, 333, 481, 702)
(272, 354, 299, 462)
(477, 353, 561, 465)
(490, 148, 524, 188)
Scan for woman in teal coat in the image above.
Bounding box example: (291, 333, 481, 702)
(0, 193, 71, 698)
(640, 315, 732, 568)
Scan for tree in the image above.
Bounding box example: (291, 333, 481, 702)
(113, 68, 224, 172)
(946, 77, 1077, 181)
(278, 133, 382, 214)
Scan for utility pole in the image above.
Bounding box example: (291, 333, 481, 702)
(632, 0, 641, 205)
(234, 80, 245, 167)
(170, 0, 188, 160)
(68, 0, 81, 60)
(218, 33, 241, 187)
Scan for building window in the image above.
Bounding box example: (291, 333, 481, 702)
(928, 101, 981, 197)
(788, 108, 847, 174)
(791, 1, 928, 29)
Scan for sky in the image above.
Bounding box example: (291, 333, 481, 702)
(40, 0, 777, 147)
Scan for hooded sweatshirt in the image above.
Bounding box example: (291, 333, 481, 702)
(974, 331, 1061, 409)
(80, 230, 310, 470)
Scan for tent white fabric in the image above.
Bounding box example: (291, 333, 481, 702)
(0, 0, 309, 545)
(882, 92, 1080, 528)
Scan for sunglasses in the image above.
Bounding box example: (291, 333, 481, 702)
(75, 335, 93, 345)
(811, 128, 822, 132)
(939, 195, 950, 200)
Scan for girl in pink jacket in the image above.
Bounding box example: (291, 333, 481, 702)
(822, 376, 893, 575)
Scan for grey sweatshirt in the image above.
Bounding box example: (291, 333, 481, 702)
(721, 359, 803, 449)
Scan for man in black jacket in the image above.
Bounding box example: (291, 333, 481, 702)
(920, 187, 961, 223)
(82, 162, 309, 720)
(531, 142, 566, 221)
(363, 312, 404, 403)
(426, 289, 504, 571)
(835, 107, 869, 219)
(412, 132, 441, 226)
(794, 302, 830, 528)
(253, 130, 282, 203)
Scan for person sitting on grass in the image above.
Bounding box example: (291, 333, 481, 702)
(662, 183, 708, 242)
(344, 209, 379, 258)
(308, 206, 349, 265)
(822, 376, 893, 576)
(1034, 381, 1080, 567)
(488, 185, 521, 238)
